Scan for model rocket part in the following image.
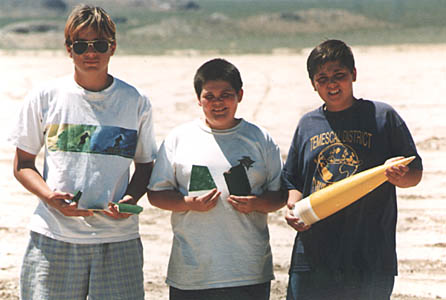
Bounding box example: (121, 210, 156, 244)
(294, 197, 320, 224)
(293, 156, 415, 225)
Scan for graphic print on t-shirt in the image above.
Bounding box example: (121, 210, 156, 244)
(189, 165, 217, 192)
(312, 143, 360, 193)
(188, 156, 255, 196)
(46, 124, 137, 158)
(223, 156, 254, 196)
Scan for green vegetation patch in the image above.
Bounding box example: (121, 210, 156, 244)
(1, 0, 446, 54)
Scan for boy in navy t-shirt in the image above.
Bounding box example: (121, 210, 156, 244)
(282, 39, 423, 300)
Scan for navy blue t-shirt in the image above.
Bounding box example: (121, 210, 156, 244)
(282, 99, 423, 276)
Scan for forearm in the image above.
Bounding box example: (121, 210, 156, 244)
(14, 154, 52, 200)
(395, 168, 423, 188)
(147, 190, 190, 212)
(254, 190, 287, 213)
(13, 148, 93, 217)
(287, 189, 303, 207)
(124, 162, 153, 203)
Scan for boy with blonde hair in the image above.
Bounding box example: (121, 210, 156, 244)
(9, 5, 156, 299)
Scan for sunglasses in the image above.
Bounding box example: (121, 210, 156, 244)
(71, 40, 113, 55)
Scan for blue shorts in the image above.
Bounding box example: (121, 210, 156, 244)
(20, 231, 144, 300)
(286, 269, 394, 300)
(170, 281, 271, 300)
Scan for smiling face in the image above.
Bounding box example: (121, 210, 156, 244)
(311, 60, 357, 112)
(198, 80, 243, 130)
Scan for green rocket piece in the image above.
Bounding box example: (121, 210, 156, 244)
(117, 203, 143, 214)
(189, 165, 217, 191)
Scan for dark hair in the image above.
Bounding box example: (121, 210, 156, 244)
(65, 5, 116, 46)
(193, 58, 243, 97)
(307, 39, 355, 80)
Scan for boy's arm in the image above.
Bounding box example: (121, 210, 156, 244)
(385, 157, 423, 188)
(147, 189, 220, 212)
(284, 189, 311, 232)
(227, 190, 286, 214)
(13, 148, 93, 217)
(124, 162, 154, 203)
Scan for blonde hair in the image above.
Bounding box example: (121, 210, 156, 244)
(64, 5, 116, 45)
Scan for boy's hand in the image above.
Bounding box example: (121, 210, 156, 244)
(185, 188, 220, 212)
(227, 195, 256, 214)
(45, 191, 93, 217)
(285, 198, 311, 232)
(103, 195, 136, 219)
(385, 156, 410, 186)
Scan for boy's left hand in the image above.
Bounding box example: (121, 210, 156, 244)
(103, 195, 136, 219)
(227, 195, 256, 214)
(384, 156, 410, 186)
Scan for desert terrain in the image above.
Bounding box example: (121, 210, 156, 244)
(0, 44, 445, 299)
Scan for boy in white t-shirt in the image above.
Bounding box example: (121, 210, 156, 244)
(8, 5, 157, 299)
(148, 58, 285, 300)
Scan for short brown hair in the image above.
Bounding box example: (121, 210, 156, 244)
(193, 58, 243, 97)
(307, 39, 355, 80)
(64, 5, 116, 46)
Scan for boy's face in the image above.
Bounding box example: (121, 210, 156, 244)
(198, 80, 243, 130)
(311, 60, 356, 112)
(66, 26, 116, 76)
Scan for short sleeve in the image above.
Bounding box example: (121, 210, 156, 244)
(147, 135, 178, 191)
(281, 125, 305, 192)
(8, 89, 45, 155)
(133, 95, 157, 163)
(387, 111, 423, 170)
(264, 133, 283, 191)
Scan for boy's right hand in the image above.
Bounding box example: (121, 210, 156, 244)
(44, 191, 93, 217)
(285, 196, 311, 232)
(184, 188, 220, 212)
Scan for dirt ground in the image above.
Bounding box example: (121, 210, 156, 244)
(1, 44, 445, 299)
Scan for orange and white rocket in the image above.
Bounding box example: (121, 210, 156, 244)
(293, 156, 415, 225)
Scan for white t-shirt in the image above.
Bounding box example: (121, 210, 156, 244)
(8, 75, 157, 244)
(149, 119, 282, 289)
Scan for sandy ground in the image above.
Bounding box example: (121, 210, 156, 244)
(1, 44, 445, 299)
